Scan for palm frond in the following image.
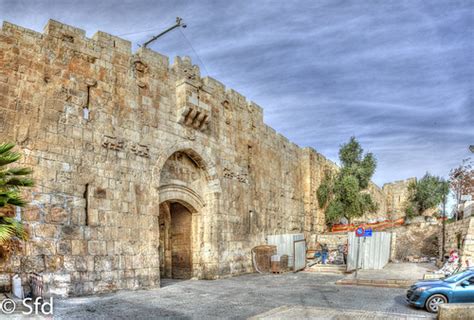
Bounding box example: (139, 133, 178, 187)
(0, 151, 21, 166)
(4, 177, 35, 187)
(3, 217, 28, 240)
(5, 167, 33, 176)
(0, 143, 32, 250)
(0, 143, 34, 210)
(0, 191, 27, 207)
(0, 143, 15, 155)
(0, 217, 28, 244)
(0, 225, 15, 244)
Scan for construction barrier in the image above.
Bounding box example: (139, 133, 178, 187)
(330, 218, 405, 233)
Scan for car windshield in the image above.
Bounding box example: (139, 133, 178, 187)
(444, 270, 472, 283)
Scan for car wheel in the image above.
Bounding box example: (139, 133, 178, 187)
(425, 294, 447, 313)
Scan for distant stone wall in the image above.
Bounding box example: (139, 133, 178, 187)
(382, 178, 416, 220)
(389, 221, 440, 261)
(441, 217, 474, 266)
(354, 182, 388, 223)
(312, 233, 348, 250)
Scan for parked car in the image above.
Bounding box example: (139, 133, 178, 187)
(406, 269, 474, 313)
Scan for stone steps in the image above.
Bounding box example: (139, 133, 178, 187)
(304, 264, 347, 274)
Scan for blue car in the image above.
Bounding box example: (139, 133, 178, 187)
(406, 269, 474, 313)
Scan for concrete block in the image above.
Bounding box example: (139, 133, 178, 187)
(438, 303, 474, 320)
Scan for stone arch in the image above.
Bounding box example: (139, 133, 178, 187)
(153, 141, 221, 193)
(158, 184, 204, 213)
(154, 142, 221, 280)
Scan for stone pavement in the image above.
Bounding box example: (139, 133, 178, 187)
(336, 263, 437, 288)
(47, 272, 431, 319)
(251, 306, 434, 319)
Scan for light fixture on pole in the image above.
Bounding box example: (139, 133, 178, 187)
(142, 17, 186, 48)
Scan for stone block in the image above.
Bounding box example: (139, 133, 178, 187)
(438, 303, 474, 320)
(88, 240, 107, 256)
(71, 240, 87, 256)
(60, 225, 83, 240)
(45, 255, 64, 271)
(23, 207, 41, 221)
(35, 224, 58, 238)
(57, 240, 72, 255)
(21, 256, 45, 272)
(63, 255, 76, 271)
(29, 240, 56, 256)
(46, 206, 69, 224)
(94, 256, 113, 271)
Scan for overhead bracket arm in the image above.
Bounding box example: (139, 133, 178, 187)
(142, 17, 186, 48)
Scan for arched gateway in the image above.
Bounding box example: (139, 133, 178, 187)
(156, 145, 221, 280)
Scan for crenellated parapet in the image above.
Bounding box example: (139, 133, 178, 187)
(1, 19, 267, 138)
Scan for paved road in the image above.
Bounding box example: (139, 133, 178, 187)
(49, 272, 432, 319)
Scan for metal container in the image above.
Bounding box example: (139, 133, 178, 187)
(267, 234, 304, 267)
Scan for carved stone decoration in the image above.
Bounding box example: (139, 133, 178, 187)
(160, 152, 205, 187)
(57, 85, 71, 101)
(133, 60, 148, 73)
(73, 51, 97, 63)
(85, 78, 97, 87)
(223, 168, 249, 184)
(131, 144, 150, 158)
(179, 105, 210, 131)
(101, 135, 124, 151)
(62, 34, 74, 43)
(101, 135, 151, 158)
(222, 100, 232, 125)
(222, 100, 230, 109)
(137, 80, 147, 88)
(185, 128, 196, 141)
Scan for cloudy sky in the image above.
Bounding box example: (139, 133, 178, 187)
(1, 0, 472, 186)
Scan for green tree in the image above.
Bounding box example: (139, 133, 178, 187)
(0, 143, 33, 246)
(449, 158, 473, 220)
(317, 137, 378, 225)
(405, 173, 449, 218)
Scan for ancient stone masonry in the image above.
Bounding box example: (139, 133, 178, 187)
(382, 178, 416, 220)
(0, 20, 413, 296)
(441, 217, 474, 266)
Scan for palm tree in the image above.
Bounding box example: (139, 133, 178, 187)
(0, 143, 33, 245)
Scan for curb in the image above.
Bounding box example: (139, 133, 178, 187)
(335, 278, 413, 288)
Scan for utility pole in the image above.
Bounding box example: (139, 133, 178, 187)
(442, 194, 447, 261)
(142, 17, 186, 48)
(355, 236, 361, 279)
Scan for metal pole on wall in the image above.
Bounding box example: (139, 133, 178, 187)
(355, 236, 361, 278)
(442, 194, 446, 261)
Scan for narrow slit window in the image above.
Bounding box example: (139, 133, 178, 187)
(84, 183, 89, 226)
(83, 85, 92, 120)
(83, 107, 90, 120)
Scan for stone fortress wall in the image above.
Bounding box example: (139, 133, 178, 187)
(382, 178, 417, 220)
(0, 20, 413, 296)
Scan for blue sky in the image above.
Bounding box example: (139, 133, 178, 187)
(1, 0, 472, 186)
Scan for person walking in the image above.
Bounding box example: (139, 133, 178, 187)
(321, 243, 328, 264)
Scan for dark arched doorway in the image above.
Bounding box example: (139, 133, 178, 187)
(159, 201, 193, 279)
(156, 146, 221, 281)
